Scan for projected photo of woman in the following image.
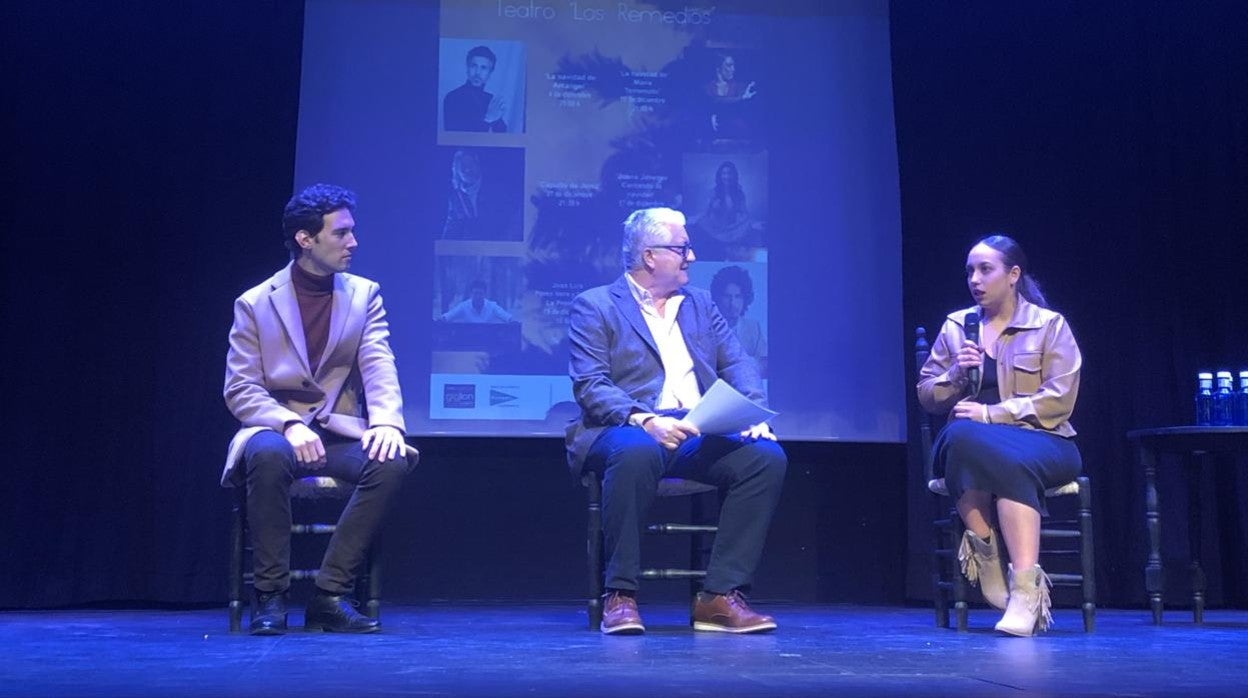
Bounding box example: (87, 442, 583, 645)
(704, 51, 758, 141)
(683, 153, 767, 260)
(917, 235, 1082, 638)
(700, 161, 751, 242)
(710, 265, 767, 377)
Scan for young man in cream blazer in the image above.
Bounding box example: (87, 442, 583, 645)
(223, 184, 416, 635)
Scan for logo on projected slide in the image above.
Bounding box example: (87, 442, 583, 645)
(489, 387, 519, 407)
(443, 384, 476, 408)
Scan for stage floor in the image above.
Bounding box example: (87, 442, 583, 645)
(2, 602, 1245, 697)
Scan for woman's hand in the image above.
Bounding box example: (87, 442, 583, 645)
(950, 339, 983, 382)
(951, 400, 990, 423)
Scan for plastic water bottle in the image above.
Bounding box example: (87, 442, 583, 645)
(1213, 371, 1235, 426)
(1237, 371, 1248, 426)
(1195, 372, 1214, 425)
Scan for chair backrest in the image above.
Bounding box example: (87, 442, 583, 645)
(914, 326, 938, 483)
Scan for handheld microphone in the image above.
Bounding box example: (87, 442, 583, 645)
(964, 310, 981, 391)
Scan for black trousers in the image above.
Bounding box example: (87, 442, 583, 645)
(244, 428, 410, 595)
(585, 426, 787, 594)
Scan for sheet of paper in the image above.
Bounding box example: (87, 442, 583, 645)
(684, 379, 779, 435)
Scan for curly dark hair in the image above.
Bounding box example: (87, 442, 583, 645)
(709, 265, 754, 311)
(281, 183, 357, 255)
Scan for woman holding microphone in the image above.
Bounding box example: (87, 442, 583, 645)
(918, 235, 1083, 637)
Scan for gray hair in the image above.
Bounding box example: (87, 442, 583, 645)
(621, 207, 686, 271)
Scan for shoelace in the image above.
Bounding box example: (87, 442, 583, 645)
(603, 591, 632, 607)
(724, 590, 751, 608)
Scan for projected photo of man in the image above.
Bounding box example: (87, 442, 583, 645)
(433, 255, 523, 352)
(440, 279, 514, 324)
(441, 147, 523, 241)
(710, 265, 768, 378)
(440, 41, 526, 134)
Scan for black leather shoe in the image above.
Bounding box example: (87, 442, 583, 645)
(249, 590, 288, 636)
(304, 592, 381, 634)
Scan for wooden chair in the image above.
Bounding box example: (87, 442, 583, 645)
(584, 472, 719, 630)
(227, 440, 417, 632)
(228, 476, 383, 632)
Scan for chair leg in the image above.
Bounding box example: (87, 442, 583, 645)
(1078, 476, 1096, 632)
(948, 502, 969, 631)
(932, 516, 949, 629)
(586, 471, 603, 631)
(228, 490, 246, 633)
(688, 493, 708, 606)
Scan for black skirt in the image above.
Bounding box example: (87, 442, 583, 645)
(930, 419, 1082, 516)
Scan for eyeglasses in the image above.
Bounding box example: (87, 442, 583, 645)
(648, 244, 694, 258)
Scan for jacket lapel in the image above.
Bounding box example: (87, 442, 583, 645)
(610, 275, 659, 358)
(268, 264, 312, 377)
(319, 273, 356, 378)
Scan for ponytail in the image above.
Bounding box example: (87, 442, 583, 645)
(1017, 273, 1048, 309)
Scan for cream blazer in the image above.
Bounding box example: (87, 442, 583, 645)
(221, 263, 410, 485)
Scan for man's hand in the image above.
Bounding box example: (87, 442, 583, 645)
(951, 400, 989, 423)
(284, 422, 326, 468)
(643, 416, 701, 450)
(362, 425, 405, 463)
(485, 95, 507, 125)
(739, 421, 776, 441)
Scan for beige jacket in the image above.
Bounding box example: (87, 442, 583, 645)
(221, 263, 408, 485)
(917, 296, 1081, 437)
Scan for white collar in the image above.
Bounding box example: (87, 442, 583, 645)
(625, 271, 683, 309)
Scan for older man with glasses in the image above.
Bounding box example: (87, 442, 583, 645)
(565, 207, 787, 635)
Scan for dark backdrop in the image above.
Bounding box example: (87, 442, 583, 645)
(4, 1, 1246, 610)
(893, 1, 1248, 607)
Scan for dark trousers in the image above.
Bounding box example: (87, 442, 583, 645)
(585, 426, 787, 594)
(244, 428, 410, 595)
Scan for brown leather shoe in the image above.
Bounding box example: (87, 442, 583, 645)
(601, 591, 645, 635)
(692, 590, 777, 633)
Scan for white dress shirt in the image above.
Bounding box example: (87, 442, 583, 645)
(625, 272, 702, 412)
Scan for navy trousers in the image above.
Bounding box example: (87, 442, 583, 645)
(585, 426, 787, 594)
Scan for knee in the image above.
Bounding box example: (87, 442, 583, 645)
(939, 420, 984, 458)
(602, 444, 664, 485)
(757, 441, 788, 483)
(742, 440, 787, 487)
(590, 428, 664, 482)
(244, 432, 295, 484)
(942, 418, 978, 441)
(366, 455, 411, 484)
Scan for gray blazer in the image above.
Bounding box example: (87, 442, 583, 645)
(221, 263, 409, 485)
(565, 274, 764, 473)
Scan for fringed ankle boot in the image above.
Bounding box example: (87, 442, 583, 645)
(994, 564, 1053, 637)
(958, 529, 1008, 610)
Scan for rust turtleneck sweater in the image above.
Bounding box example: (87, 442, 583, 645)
(291, 262, 334, 373)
